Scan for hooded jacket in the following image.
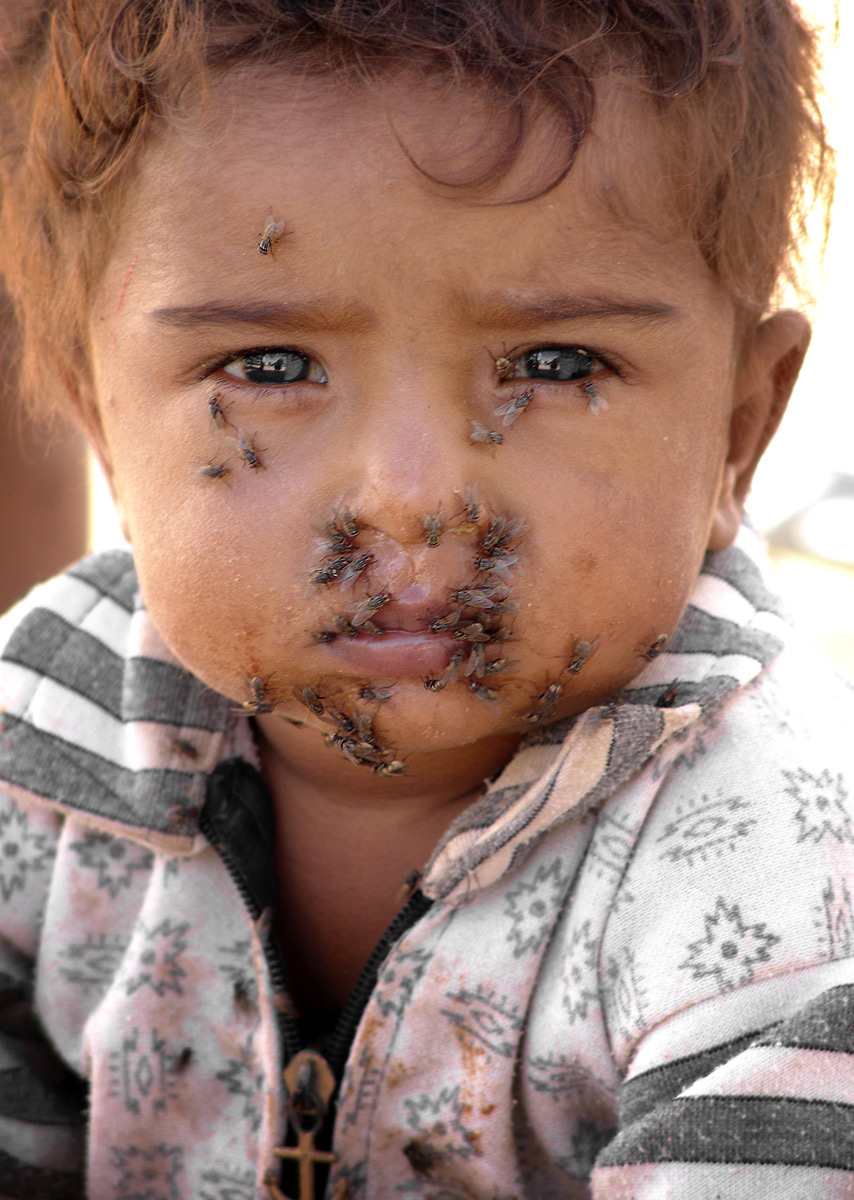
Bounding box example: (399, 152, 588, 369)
(1, 526, 853, 1200)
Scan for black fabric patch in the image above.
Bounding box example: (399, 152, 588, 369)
(0, 1148, 84, 1200)
(600, 1094, 854, 1169)
(66, 549, 137, 613)
(201, 758, 278, 918)
(752, 985, 854, 1055)
(619, 1028, 767, 1127)
(0, 1064, 88, 1125)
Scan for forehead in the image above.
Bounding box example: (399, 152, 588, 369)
(98, 68, 720, 309)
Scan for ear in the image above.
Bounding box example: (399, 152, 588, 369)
(708, 310, 811, 552)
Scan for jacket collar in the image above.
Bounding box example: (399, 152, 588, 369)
(0, 526, 788, 871)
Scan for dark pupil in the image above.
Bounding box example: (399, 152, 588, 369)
(243, 349, 309, 383)
(525, 347, 595, 381)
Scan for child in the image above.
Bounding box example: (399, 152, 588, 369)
(0, 1, 850, 1197)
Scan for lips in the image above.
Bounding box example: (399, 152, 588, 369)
(323, 627, 457, 676)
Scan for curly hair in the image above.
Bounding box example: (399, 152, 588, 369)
(0, 0, 834, 426)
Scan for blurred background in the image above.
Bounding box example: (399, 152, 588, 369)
(6, 1, 853, 677)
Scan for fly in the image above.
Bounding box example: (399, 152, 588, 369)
(292, 685, 325, 716)
(485, 345, 515, 381)
(583, 379, 609, 414)
(358, 683, 394, 702)
(196, 461, 230, 480)
(567, 637, 599, 675)
(351, 593, 391, 628)
(474, 553, 518, 575)
(338, 553, 372, 592)
(258, 214, 285, 255)
(309, 556, 353, 586)
(482, 656, 517, 675)
(453, 622, 491, 644)
(525, 681, 563, 724)
(242, 675, 275, 714)
(641, 634, 669, 660)
(430, 611, 460, 633)
(207, 393, 230, 430)
(480, 515, 527, 553)
(230, 429, 263, 469)
(450, 586, 500, 610)
(470, 421, 504, 446)
(494, 387, 534, 426)
(420, 511, 444, 547)
(373, 759, 406, 777)
(423, 651, 463, 691)
(464, 642, 485, 677)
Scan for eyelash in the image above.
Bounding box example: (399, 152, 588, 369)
(199, 343, 620, 390)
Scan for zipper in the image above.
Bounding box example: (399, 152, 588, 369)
(199, 757, 434, 1194)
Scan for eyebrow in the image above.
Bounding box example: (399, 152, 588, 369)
(148, 300, 375, 334)
(148, 292, 680, 335)
(471, 293, 682, 329)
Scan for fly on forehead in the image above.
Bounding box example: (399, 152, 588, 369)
(257, 215, 285, 255)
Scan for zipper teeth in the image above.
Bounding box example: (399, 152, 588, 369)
(200, 808, 434, 1083)
(199, 809, 304, 1065)
(323, 889, 433, 1077)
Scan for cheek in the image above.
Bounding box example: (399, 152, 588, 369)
(525, 462, 715, 669)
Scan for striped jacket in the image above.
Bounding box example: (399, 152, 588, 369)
(1, 527, 854, 1199)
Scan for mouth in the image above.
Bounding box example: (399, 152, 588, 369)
(322, 626, 458, 676)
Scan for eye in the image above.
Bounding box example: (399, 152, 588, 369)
(517, 346, 603, 382)
(221, 348, 327, 385)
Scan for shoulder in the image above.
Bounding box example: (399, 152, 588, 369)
(0, 551, 233, 840)
(0, 549, 138, 664)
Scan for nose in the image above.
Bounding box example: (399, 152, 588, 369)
(342, 361, 479, 547)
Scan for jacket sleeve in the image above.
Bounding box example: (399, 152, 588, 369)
(590, 657, 854, 1198)
(591, 979, 854, 1198)
(0, 786, 87, 1200)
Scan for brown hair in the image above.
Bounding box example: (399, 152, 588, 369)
(0, 0, 833, 426)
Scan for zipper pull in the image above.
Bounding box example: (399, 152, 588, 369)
(270, 1050, 337, 1200)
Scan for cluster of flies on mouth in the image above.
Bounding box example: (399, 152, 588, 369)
(192, 222, 668, 774)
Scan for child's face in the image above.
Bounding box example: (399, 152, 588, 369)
(87, 70, 783, 783)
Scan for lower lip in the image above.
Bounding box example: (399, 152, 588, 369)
(324, 630, 456, 676)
